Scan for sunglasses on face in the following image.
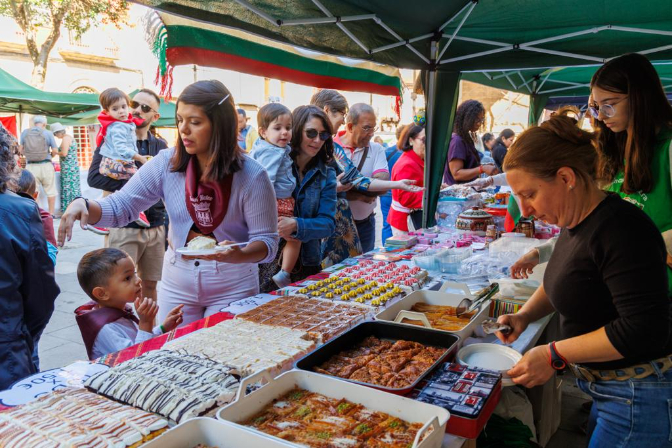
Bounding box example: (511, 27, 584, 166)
(130, 101, 157, 114)
(305, 129, 331, 141)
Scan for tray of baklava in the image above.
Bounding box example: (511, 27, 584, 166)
(217, 370, 449, 448)
(294, 321, 459, 394)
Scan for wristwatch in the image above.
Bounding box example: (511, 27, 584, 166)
(548, 342, 569, 371)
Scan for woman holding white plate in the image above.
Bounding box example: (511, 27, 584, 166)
(58, 80, 278, 325)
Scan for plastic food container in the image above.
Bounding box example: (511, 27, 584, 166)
(295, 321, 459, 395)
(217, 370, 450, 448)
(412, 248, 448, 271)
(437, 247, 473, 274)
(375, 282, 490, 345)
(142, 417, 294, 447)
(457, 343, 522, 387)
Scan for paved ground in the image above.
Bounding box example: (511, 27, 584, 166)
(39, 219, 102, 370)
(39, 210, 585, 447)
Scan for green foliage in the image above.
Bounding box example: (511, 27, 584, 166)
(0, 0, 128, 37)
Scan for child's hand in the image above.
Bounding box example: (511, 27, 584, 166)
(162, 304, 184, 332)
(134, 297, 158, 332)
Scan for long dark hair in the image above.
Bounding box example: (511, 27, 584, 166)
(398, 125, 424, 152)
(453, 99, 484, 160)
(591, 53, 672, 193)
(290, 105, 334, 172)
(495, 129, 515, 147)
(171, 80, 243, 181)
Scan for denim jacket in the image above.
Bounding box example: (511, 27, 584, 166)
(292, 158, 337, 266)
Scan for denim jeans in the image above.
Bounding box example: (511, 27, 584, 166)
(380, 193, 393, 244)
(577, 363, 672, 447)
(355, 213, 376, 253)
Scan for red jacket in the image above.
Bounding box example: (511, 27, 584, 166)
(388, 149, 424, 231)
(96, 111, 145, 147)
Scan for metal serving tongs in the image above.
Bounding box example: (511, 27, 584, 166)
(455, 282, 500, 318)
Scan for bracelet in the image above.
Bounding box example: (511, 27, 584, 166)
(74, 196, 89, 211)
(479, 165, 484, 174)
(160, 324, 166, 334)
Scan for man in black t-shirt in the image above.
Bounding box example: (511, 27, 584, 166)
(87, 89, 168, 301)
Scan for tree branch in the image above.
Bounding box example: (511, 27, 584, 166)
(9, 0, 39, 62)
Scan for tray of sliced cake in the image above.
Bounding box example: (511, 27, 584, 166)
(217, 370, 450, 448)
(375, 282, 495, 343)
(162, 319, 316, 377)
(236, 295, 370, 344)
(295, 321, 459, 395)
(142, 417, 296, 447)
(0, 387, 169, 447)
(84, 350, 240, 424)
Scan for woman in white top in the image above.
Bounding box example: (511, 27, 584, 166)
(59, 80, 279, 325)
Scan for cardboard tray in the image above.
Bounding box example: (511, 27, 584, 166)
(142, 417, 295, 447)
(217, 370, 450, 448)
(375, 281, 491, 345)
(294, 321, 460, 395)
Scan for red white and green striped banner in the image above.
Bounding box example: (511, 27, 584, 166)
(149, 12, 403, 101)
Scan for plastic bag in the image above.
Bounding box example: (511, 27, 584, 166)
(493, 386, 538, 442)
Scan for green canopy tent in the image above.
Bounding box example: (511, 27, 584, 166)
(0, 67, 100, 117)
(462, 62, 672, 125)
(132, 0, 672, 226)
(47, 90, 178, 128)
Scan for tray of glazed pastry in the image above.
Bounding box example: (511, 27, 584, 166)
(162, 319, 316, 378)
(295, 321, 459, 395)
(375, 282, 496, 344)
(0, 387, 169, 447)
(236, 295, 370, 344)
(295, 275, 407, 308)
(217, 370, 450, 448)
(84, 350, 240, 423)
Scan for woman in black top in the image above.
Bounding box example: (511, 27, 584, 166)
(491, 128, 514, 172)
(496, 110, 671, 447)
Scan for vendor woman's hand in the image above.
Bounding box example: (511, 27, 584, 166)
(396, 179, 425, 192)
(278, 217, 298, 240)
(58, 197, 89, 247)
(496, 312, 530, 344)
(507, 345, 555, 388)
(511, 249, 540, 279)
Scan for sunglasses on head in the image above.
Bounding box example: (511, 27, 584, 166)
(130, 101, 157, 114)
(305, 129, 331, 141)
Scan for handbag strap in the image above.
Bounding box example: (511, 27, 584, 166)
(357, 146, 369, 172)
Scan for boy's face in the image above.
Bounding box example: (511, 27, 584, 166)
(105, 98, 130, 121)
(94, 256, 142, 307)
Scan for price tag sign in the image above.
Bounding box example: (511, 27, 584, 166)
(0, 361, 109, 407)
(220, 294, 277, 315)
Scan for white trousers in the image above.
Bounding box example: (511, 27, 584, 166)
(158, 247, 259, 325)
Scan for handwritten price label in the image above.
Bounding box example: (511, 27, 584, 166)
(0, 361, 109, 407)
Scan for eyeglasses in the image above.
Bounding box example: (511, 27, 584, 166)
(305, 129, 331, 141)
(130, 101, 157, 114)
(588, 97, 627, 119)
(361, 125, 378, 134)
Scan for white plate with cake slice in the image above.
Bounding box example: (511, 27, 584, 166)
(177, 236, 248, 256)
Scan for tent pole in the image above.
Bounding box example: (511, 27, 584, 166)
(422, 40, 439, 228)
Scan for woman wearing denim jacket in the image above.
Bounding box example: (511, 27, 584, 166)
(259, 105, 337, 292)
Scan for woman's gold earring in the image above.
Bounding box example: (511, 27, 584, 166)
(569, 185, 575, 190)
